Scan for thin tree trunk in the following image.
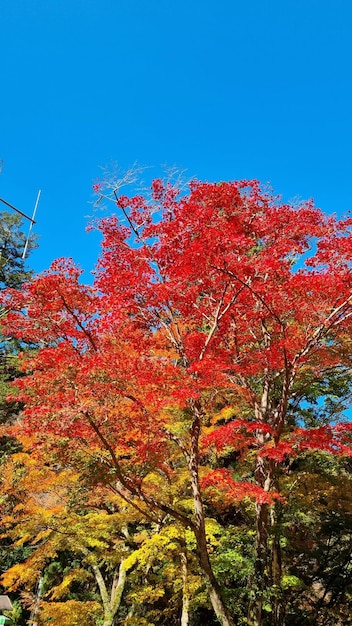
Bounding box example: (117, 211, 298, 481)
(270, 503, 285, 626)
(180, 551, 189, 626)
(189, 402, 236, 626)
(92, 558, 126, 626)
(248, 501, 270, 626)
(248, 501, 286, 626)
(29, 574, 44, 626)
(195, 524, 235, 626)
(271, 541, 285, 626)
(110, 559, 127, 623)
(248, 450, 273, 626)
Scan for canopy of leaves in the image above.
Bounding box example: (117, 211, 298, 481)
(2, 179, 352, 625)
(0, 211, 37, 290)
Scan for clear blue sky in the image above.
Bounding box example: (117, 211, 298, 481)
(1, 0, 352, 279)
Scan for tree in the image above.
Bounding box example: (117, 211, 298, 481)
(0, 445, 133, 626)
(0, 438, 211, 626)
(0, 210, 36, 290)
(2, 179, 352, 625)
(271, 451, 352, 626)
(0, 210, 38, 624)
(0, 209, 37, 428)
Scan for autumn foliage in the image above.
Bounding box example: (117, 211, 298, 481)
(2, 179, 352, 625)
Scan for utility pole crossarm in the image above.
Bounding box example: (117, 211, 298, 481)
(0, 197, 36, 224)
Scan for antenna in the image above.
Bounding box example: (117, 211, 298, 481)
(0, 190, 41, 259)
(22, 190, 41, 259)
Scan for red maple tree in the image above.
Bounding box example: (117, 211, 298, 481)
(2, 179, 352, 626)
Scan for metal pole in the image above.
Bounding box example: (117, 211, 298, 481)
(0, 197, 36, 224)
(22, 190, 41, 259)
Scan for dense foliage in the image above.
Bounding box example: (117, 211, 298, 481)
(0, 210, 37, 624)
(1, 180, 352, 625)
(0, 210, 37, 420)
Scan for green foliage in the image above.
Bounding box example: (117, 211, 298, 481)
(3, 600, 23, 625)
(290, 367, 352, 428)
(0, 212, 37, 624)
(0, 211, 37, 290)
(0, 210, 37, 434)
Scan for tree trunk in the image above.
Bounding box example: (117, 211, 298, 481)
(195, 525, 236, 626)
(189, 402, 236, 626)
(92, 558, 126, 626)
(109, 559, 127, 623)
(180, 552, 189, 626)
(247, 501, 270, 626)
(248, 450, 273, 626)
(270, 505, 285, 626)
(29, 574, 44, 626)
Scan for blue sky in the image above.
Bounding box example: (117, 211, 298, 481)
(1, 0, 352, 279)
